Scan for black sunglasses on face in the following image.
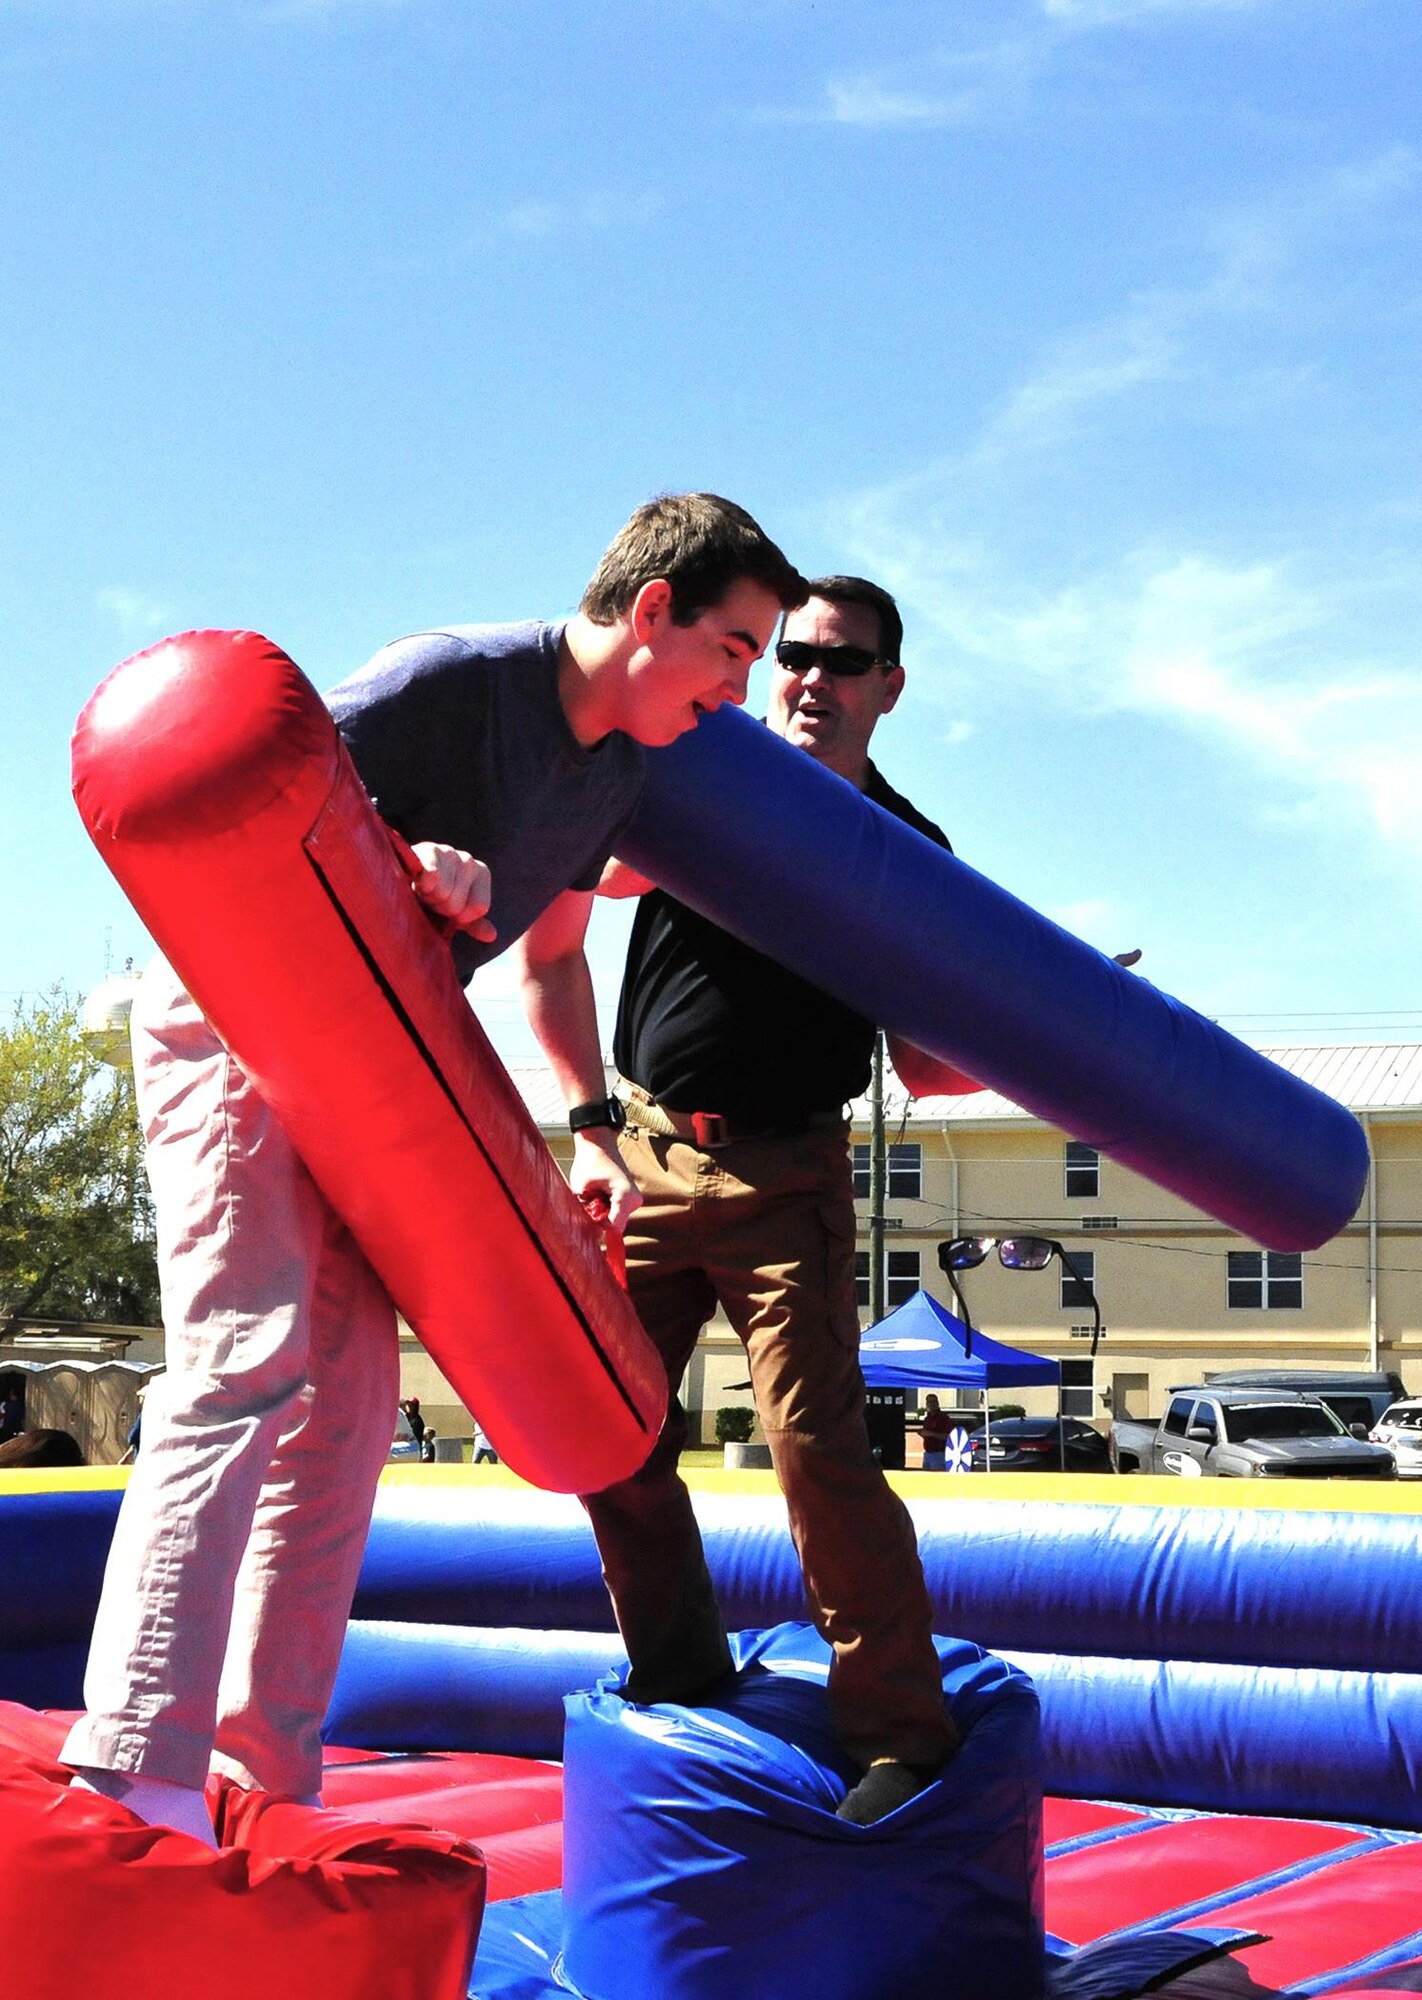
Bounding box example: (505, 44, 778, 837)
(774, 639, 892, 678)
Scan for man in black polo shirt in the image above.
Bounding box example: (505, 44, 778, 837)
(584, 576, 976, 1824)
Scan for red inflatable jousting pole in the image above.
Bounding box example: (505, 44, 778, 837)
(72, 630, 666, 1493)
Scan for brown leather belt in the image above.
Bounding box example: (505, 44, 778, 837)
(618, 1084, 845, 1151)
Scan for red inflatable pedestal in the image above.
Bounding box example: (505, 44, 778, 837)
(0, 1731, 486, 2000)
(71, 631, 666, 1493)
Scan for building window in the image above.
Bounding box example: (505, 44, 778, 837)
(1227, 1251, 1303, 1310)
(1060, 1250, 1095, 1310)
(888, 1249, 920, 1307)
(855, 1249, 922, 1313)
(1061, 1358, 1095, 1418)
(1065, 1142, 1100, 1199)
(852, 1143, 923, 1201)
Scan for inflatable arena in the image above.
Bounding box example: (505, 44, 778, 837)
(3, 1465, 1422, 1997)
(5, 627, 1407, 1998)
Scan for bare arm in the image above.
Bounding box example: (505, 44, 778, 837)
(513, 889, 640, 1230)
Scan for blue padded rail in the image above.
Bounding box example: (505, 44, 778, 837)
(322, 1619, 1422, 1832)
(10, 1479, 1422, 1826)
(355, 1487, 1422, 1679)
(7, 1485, 1422, 1684)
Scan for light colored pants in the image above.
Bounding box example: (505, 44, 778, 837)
(584, 1121, 957, 1772)
(62, 959, 399, 1797)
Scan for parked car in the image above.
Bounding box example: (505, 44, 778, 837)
(970, 1417, 1113, 1474)
(1110, 1388, 1396, 1480)
(1369, 1399, 1422, 1478)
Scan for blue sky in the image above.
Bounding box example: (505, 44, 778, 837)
(3, 0, 1419, 1063)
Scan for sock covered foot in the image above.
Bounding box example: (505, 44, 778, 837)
(835, 1758, 942, 1825)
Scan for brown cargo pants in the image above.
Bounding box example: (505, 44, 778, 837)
(582, 1118, 958, 1772)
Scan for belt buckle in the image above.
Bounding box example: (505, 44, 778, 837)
(691, 1110, 731, 1149)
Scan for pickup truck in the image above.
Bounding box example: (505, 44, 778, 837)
(1109, 1388, 1397, 1480)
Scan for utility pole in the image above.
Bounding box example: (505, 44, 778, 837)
(868, 1030, 886, 1323)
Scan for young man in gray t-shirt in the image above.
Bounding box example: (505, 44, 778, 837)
(63, 495, 806, 1845)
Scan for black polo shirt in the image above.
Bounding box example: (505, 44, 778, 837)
(613, 761, 950, 1124)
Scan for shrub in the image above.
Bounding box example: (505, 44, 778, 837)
(714, 1405, 756, 1445)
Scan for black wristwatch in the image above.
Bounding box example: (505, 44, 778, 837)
(568, 1094, 627, 1135)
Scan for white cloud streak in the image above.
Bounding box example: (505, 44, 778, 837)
(762, 0, 1288, 132)
(97, 587, 174, 642)
(823, 151, 1422, 869)
(495, 190, 663, 239)
(759, 37, 1042, 130)
(1042, 0, 1265, 23)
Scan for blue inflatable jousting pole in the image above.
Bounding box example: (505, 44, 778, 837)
(619, 708, 1368, 1252)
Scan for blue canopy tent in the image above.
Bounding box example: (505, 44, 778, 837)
(859, 1290, 1061, 1472)
(859, 1289, 1060, 1392)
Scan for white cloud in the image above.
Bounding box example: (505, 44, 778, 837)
(759, 38, 1041, 130)
(819, 150, 1422, 872)
(1, 0, 412, 17)
(861, 531, 1422, 867)
(259, 0, 409, 20)
(967, 149, 1420, 465)
(817, 76, 979, 130)
(97, 588, 173, 642)
(496, 190, 662, 239)
(986, 318, 1183, 458)
(1042, 0, 1264, 22)
(1045, 895, 1132, 946)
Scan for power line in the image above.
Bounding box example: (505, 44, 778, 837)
(1219, 1011, 1422, 1022)
(903, 1205, 1422, 1278)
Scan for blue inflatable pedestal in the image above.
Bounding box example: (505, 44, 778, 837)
(564, 1624, 1043, 2000)
(468, 1624, 1252, 2000)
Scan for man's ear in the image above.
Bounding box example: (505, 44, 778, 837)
(879, 663, 906, 714)
(629, 577, 674, 644)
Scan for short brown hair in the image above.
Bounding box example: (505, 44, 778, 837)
(581, 493, 808, 626)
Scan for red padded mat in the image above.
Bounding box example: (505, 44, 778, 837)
(1208, 1844, 1422, 1990)
(1045, 1813, 1368, 1946)
(1044, 1796, 1151, 1846)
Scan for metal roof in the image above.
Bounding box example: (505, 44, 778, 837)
(855, 1043, 1422, 1125)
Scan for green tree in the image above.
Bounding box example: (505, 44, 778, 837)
(0, 988, 159, 1328)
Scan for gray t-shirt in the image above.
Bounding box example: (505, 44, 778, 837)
(326, 621, 645, 983)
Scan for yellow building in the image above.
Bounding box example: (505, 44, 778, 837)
(151, 1042, 1413, 1453)
(490, 1043, 1422, 1445)
(841, 1041, 1422, 1428)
